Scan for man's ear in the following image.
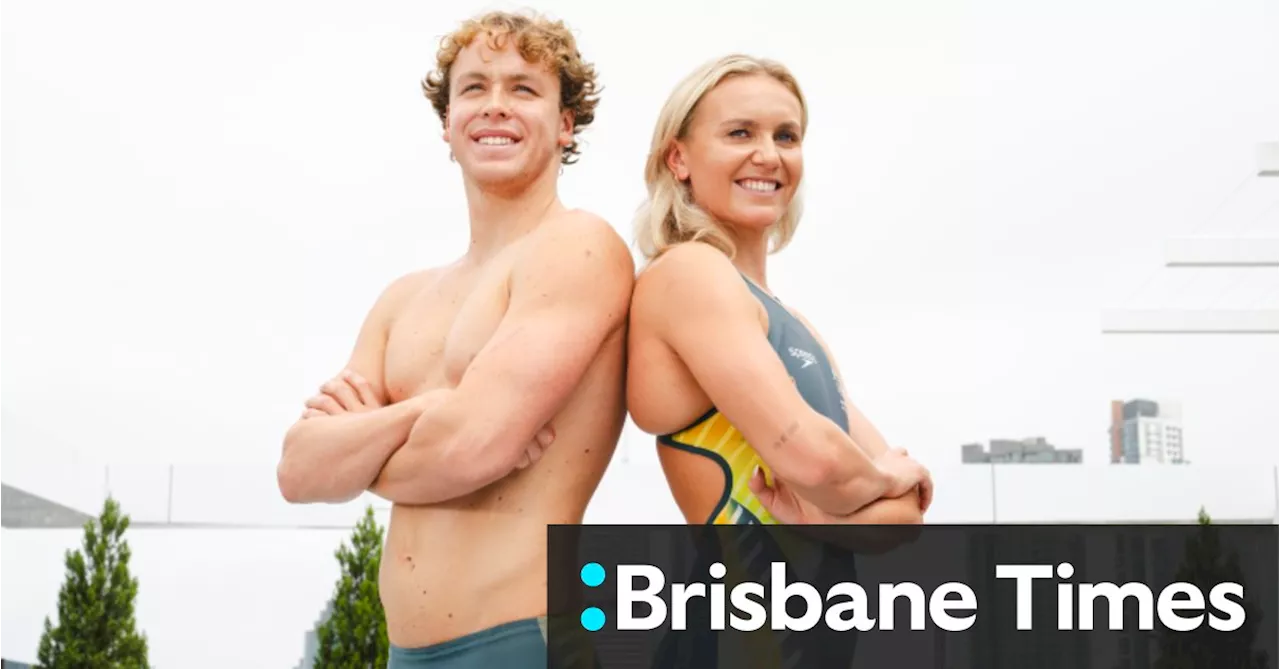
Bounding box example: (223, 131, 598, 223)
(665, 142, 690, 181)
(558, 109, 574, 147)
(442, 106, 451, 143)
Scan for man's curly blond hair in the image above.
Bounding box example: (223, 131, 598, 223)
(421, 10, 601, 166)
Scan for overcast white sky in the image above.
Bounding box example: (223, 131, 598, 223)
(3, 0, 1276, 488)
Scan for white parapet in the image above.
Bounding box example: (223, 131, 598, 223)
(1259, 141, 1278, 177)
(1101, 308, 1279, 334)
(1165, 237, 1279, 267)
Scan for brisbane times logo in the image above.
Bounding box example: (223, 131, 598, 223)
(575, 561, 1249, 634)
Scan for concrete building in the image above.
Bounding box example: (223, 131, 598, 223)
(961, 437, 1083, 464)
(2, 483, 93, 529)
(292, 600, 331, 669)
(1110, 399, 1186, 464)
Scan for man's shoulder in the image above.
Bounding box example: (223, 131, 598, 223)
(381, 267, 442, 299)
(524, 209, 636, 279)
(540, 208, 632, 255)
(366, 266, 444, 315)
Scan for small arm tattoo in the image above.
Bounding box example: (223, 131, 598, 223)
(772, 420, 800, 450)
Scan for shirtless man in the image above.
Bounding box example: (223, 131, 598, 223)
(276, 11, 632, 668)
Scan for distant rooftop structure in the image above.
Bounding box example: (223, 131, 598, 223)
(961, 437, 1083, 464)
(1, 484, 93, 529)
(1102, 141, 1278, 335)
(1259, 141, 1278, 177)
(293, 600, 332, 669)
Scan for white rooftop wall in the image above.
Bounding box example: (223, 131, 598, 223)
(3, 458, 1275, 668)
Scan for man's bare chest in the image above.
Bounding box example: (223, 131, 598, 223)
(382, 263, 512, 403)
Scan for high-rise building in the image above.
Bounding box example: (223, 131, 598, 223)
(1109, 399, 1185, 464)
(961, 437, 1083, 464)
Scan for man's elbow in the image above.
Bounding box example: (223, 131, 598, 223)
(427, 432, 514, 495)
(460, 438, 523, 488)
(277, 451, 355, 505)
(277, 424, 312, 503)
(277, 457, 309, 504)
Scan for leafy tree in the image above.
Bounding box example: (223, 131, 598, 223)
(314, 505, 388, 668)
(37, 496, 149, 669)
(1153, 507, 1268, 669)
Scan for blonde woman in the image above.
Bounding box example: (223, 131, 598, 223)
(627, 53, 933, 669)
(628, 54, 931, 530)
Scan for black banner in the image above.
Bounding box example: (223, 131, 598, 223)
(546, 524, 1277, 669)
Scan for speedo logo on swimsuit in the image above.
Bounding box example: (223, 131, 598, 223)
(592, 562, 978, 633)
(788, 347, 817, 369)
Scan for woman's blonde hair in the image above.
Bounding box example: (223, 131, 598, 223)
(634, 54, 809, 262)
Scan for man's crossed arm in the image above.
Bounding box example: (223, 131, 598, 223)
(275, 215, 634, 506)
(368, 218, 634, 504)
